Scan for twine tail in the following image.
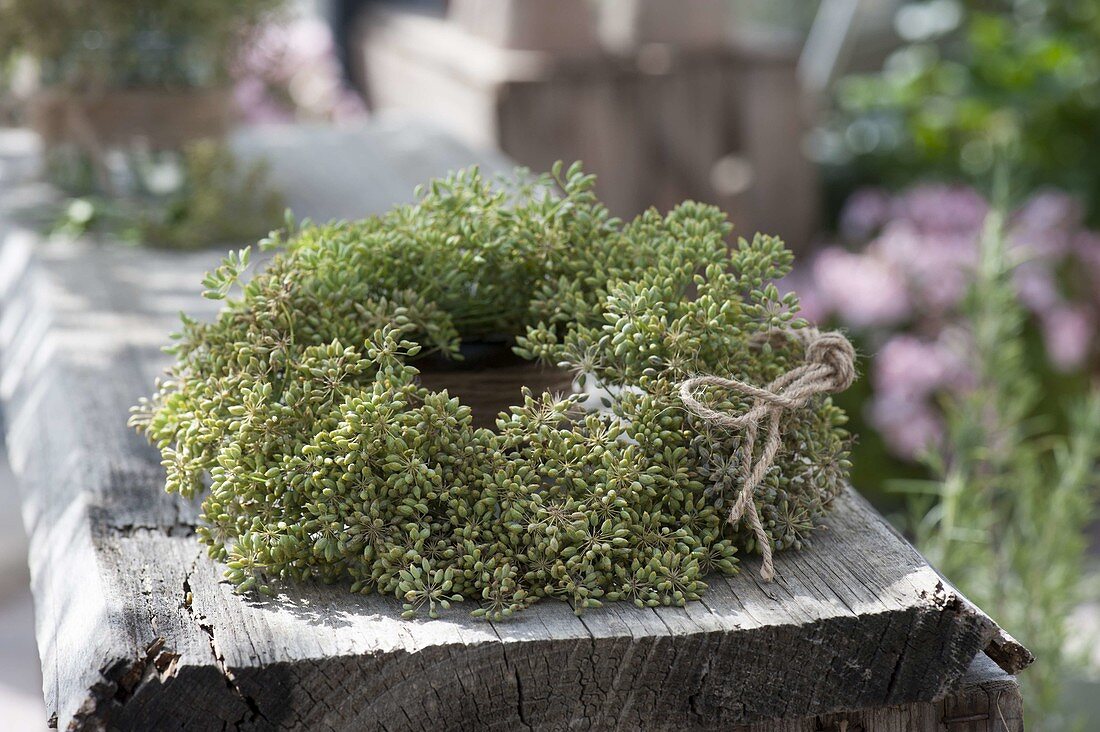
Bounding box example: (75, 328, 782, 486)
(727, 407, 782, 581)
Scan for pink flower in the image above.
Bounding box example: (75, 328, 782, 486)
(892, 185, 988, 235)
(1010, 226, 1073, 263)
(1073, 231, 1100, 300)
(233, 76, 294, 124)
(839, 188, 893, 241)
(825, 183, 1100, 461)
(872, 222, 978, 312)
(233, 15, 367, 124)
(1040, 306, 1095, 372)
(867, 395, 944, 460)
(873, 334, 968, 401)
(866, 332, 975, 458)
(812, 247, 912, 328)
(1015, 189, 1082, 229)
(1013, 262, 1061, 314)
(1009, 189, 1082, 259)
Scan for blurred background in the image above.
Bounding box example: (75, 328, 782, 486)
(2, 0, 1099, 727)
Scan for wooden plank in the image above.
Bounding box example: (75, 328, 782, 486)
(0, 225, 1028, 729)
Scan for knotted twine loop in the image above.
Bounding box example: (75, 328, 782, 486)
(678, 329, 856, 582)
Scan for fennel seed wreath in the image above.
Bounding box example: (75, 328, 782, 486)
(131, 163, 854, 620)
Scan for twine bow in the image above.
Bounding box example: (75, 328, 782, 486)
(678, 329, 856, 581)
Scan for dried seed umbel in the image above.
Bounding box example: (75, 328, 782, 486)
(132, 163, 852, 618)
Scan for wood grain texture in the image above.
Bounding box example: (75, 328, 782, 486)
(734, 654, 1023, 732)
(0, 227, 1027, 730)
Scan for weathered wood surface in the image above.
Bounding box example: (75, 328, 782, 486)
(0, 222, 1030, 730)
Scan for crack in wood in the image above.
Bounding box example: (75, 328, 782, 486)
(687, 649, 712, 723)
(196, 620, 271, 730)
(182, 555, 271, 730)
(106, 522, 197, 538)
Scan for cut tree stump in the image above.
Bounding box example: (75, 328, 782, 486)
(0, 128, 1030, 730)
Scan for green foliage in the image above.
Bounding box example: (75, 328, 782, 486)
(907, 212, 1100, 723)
(53, 140, 285, 250)
(0, 0, 285, 87)
(829, 0, 1100, 217)
(132, 163, 851, 618)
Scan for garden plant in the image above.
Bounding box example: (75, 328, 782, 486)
(52, 139, 285, 250)
(800, 183, 1100, 465)
(131, 163, 855, 619)
(0, 0, 289, 249)
(826, 0, 1100, 221)
(819, 2, 1100, 713)
(0, 0, 284, 89)
(908, 209, 1100, 723)
(791, 174, 1100, 722)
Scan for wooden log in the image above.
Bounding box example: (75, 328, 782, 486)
(0, 222, 1029, 729)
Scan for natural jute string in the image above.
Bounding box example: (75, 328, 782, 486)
(678, 329, 856, 581)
